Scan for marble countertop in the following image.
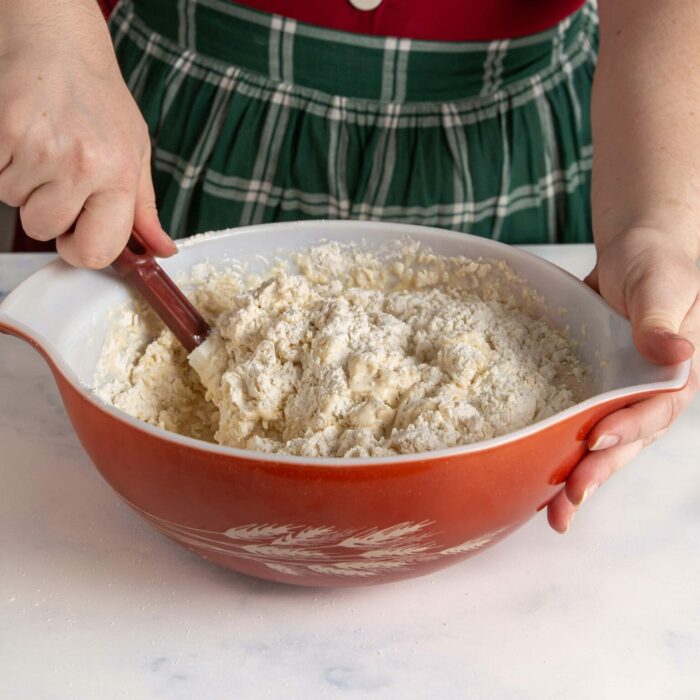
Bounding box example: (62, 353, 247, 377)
(1, 248, 698, 699)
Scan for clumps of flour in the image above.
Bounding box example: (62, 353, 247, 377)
(94, 240, 588, 457)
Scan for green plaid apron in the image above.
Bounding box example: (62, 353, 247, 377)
(110, 0, 598, 243)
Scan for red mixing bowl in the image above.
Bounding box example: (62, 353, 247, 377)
(0, 222, 689, 586)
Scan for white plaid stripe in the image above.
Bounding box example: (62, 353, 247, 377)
(530, 74, 560, 243)
(394, 39, 412, 103)
(480, 41, 497, 96)
(154, 148, 592, 226)
(168, 66, 238, 235)
(125, 31, 157, 98)
(360, 119, 391, 214)
(281, 18, 296, 84)
(378, 38, 412, 102)
(269, 17, 301, 85)
(491, 40, 509, 93)
(441, 104, 464, 212)
(578, 15, 599, 67)
(251, 86, 294, 224)
(480, 40, 509, 96)
(581, 1, 598, 26)
(380, 38, 398, 102)
(372, 103, 401, 212)
(241, 83, 284, 223)
(491, 99, 511, 241)
(161, 49, 197, 118)
(158, 143, 590, 185)
(355, 103, 402, 219)
(441, 103, 474, 219)
(110, 1, 134, 52)
(240, 84, 294, 225)
(268, 15, 283, 82)
(327, 95, 351, 218)
(553, 16, 582, 131)
(177, 0, 196, 50)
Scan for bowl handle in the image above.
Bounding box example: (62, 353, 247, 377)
(0, 310, 22, 340)
(0, 310, 53, 361)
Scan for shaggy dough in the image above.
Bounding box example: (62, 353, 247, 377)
(94, 240, 588, 457)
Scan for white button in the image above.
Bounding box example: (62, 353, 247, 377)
(349, 0, 382, 10)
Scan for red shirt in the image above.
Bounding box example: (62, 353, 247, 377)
(98, 0, 585, 41)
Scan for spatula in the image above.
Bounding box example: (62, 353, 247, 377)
(111, 234, 211, 353)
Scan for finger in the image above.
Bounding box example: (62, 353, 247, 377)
(0, 159, 47, 207)
(547, 487, 578, 533)
(642, 427, 668, 448)
(587, 381, 695, 450)
(56, 189, 134, 268)
(584, 266, 599, 293)
(0, 152, 12, 175)
(19, 180, 89, 242)
(635, 328, 695, 366)
(680, 292, 700, 347)
(133, 153, 177, 258)
(564, 439, 645, 507)
(625, 261, 698, 364)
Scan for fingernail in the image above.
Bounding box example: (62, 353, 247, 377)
(580, 483, 599, 505)
(651, 326, 687, 340)
(164, 234, 178, 253)
(649, 327, 694, 349)
(563, 514, 574, 534)
(590, 434, 620, 451)
(649, 327, 680, 339)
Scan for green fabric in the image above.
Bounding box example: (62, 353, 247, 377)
(110, 0, 599, 243)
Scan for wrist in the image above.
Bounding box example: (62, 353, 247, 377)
(593, 215, 700, 261)
(0, 0, 108, 60)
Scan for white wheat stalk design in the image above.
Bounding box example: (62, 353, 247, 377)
(338, 521, 433, 548)
(439, 528, 507, 555)
(360, 545, 430, 558)
(224, 524, 292, 540)
(308, 561, 410, 577)
(271, 526, 337, 545)
(122, 494, 507, 578)
(264, 563, 303, 576)
(242, 544, 327, 559)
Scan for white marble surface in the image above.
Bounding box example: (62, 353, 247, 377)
(1, 248, 698, 700)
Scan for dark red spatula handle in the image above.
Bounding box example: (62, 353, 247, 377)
(112, 234, 211, 353)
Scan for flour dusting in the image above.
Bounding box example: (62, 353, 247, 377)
(94, 240, 588, 457)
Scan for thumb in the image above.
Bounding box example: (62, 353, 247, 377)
(133, 155, 178, 258)
(625, 262, 695, 365)
(583, 265, 599, 292)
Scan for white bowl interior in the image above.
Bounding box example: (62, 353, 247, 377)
(0, 220, 688, 400)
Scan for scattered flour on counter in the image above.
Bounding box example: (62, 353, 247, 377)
(94, 240, 589, 457)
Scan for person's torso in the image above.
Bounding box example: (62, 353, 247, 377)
(98, 0, 585, 41)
